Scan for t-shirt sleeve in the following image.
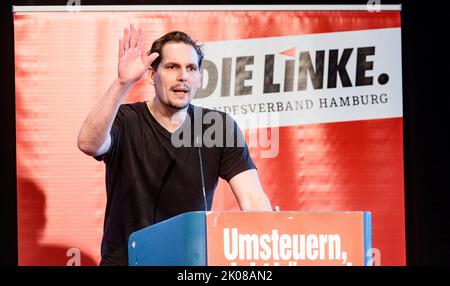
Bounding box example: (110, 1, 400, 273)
(93, 105, 126, 163)
(219, 114, 256, 182)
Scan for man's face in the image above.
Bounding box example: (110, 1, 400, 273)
(149, 42, 202, 110)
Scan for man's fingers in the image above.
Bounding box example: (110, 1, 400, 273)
(119, 38, 124, 58)
(123, 27, 130, 50)
(129, 24, 134, 48)
(130, 24, 137, 48)
(143, 52, 159, 69)
(134, 24, 141, 48)
(137, 25, 144, 50)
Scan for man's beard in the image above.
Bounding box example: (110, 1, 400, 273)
(166, 99, 190, 110)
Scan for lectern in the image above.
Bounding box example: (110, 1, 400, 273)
(128, 211, 371, 266)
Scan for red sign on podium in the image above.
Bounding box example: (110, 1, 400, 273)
(206, 211, 371, 266)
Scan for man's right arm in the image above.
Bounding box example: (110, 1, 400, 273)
(77, 79, 133, 156)
(77, 25, 158, 157)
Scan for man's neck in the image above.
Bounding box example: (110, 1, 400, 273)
(146, 99, 189, 133)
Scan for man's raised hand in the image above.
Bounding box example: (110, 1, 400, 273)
(118, 24, 159, 85)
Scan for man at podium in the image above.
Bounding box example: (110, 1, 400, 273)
(77, 25, 272, 266)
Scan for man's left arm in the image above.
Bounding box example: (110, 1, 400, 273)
(229, 169, 272, 211)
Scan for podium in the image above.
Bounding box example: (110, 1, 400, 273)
(128, 211, 372, 266)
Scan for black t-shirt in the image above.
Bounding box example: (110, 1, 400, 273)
(95, 102, 256, 265)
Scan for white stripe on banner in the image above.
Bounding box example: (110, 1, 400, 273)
(192, 28, 403, 129)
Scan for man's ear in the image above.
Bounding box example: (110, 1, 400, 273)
(147, 67, 155, 86)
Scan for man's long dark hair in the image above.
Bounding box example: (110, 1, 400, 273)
(148, 31, 204, 71)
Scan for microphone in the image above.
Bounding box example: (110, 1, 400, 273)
(196, 136, 208, 213)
